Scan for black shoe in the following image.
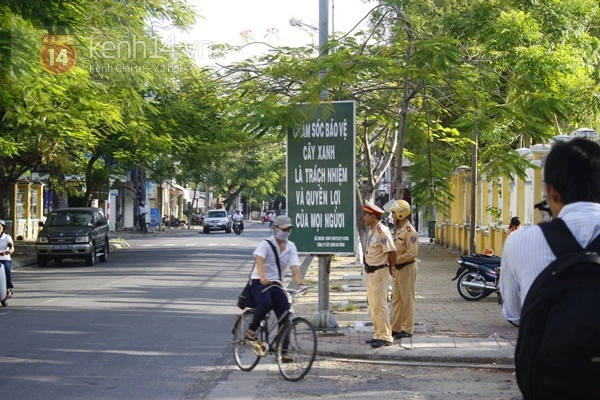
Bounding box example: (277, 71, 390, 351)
(281, 354, 294, 363)
(370, 339, 392, 348)
(364, 338, 378, 344)
(393, 331, 413, 339)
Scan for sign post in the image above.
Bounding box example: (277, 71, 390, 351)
(287, 101, 356, 328)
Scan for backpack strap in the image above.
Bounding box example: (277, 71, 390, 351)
(585, 231, 600, 253)
(539, 218, 583, 258)
(265, 239, 283, 282)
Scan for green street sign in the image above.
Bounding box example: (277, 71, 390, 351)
(287, 101, 356, 254)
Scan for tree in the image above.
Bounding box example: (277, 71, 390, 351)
(0, 0, 198, 213)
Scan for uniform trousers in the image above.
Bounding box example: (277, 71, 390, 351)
(391, 262, 417, 334)
(366, 267, 392, 342)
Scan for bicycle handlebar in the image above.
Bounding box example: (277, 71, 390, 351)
(261, 280, 309, 296)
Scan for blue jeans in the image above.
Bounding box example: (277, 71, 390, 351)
(248, 280, 290, 351)
(248, 280, 289, 330)
(1, 260, 13, 289)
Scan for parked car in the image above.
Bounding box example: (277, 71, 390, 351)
(203, 209, 232, 234)
(36, 207, 109, 267)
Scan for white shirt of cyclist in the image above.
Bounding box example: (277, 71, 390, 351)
(251, 238, 300, 281)
(232, 213, 243, 221)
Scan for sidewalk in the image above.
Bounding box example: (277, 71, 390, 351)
(292, 237, 517, 365)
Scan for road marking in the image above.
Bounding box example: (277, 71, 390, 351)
(164, 244, 175, 247)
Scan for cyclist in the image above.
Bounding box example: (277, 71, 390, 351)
(232, 209, 244, 231)
(246, 215, 305, 362)
(0, 219, 15, 298)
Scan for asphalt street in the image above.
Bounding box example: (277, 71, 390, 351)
(2, 225, 266, 400)
(9, 221, 518, 368)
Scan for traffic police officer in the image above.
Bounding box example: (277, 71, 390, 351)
(363, 201, 396, 348)
(386, 199, 419, 339)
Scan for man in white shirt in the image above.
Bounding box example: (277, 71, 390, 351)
(500, 138, 600, 324)
(232, 210, 244, 231)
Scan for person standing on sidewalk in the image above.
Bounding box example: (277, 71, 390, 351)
(500, 138, 600, 398)
(0, 219, 15, 298)
(386, 199, 419, 340)
(506, 216, 521, 238)
(363, 201, 397, 348)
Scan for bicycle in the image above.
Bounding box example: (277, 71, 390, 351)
(231, 282, 317, 381)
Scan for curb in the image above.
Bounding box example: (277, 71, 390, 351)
(317, 343, 515, 365)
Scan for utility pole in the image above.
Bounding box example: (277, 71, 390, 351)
(313, 0, 338, 330)
(318, 0, 329, 101)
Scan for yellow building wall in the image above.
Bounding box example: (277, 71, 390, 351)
(436, 144, 551, 256)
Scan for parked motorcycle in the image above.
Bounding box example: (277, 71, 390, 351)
(0, 243, 13, 307)
(233, 220, 242, 235)
(452, 252, 501, 301)
(163, 216, 187, 229)
(171, 218, 187, 229)
(191, 214, 204, 226)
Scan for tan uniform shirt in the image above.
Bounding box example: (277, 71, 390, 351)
(365, 222, 396, 266)
(394, 221, 419, 264)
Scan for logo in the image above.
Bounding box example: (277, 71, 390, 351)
(40, 35, 77, 75)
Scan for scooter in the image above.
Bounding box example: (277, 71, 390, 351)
(451, 252, 501, 301)
(233, 220, 242, 235)
(0, 243, 13, 307)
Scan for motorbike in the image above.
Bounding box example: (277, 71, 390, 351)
(451, 252, 501, 301)
(191, 214, 204, 226)
(0, 243, 13, 307)
(163, 216, 187, 229)
(233, 220, 242, 235)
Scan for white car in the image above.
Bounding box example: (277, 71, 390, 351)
(202, 209, 232, 234)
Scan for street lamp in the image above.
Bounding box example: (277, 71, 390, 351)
(289, 17, 318, 32)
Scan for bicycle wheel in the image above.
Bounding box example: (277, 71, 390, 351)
(276, 316, 317, 381)
(232, 310, 261, 371)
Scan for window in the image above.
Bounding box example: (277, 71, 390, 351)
(208, 211, 227, 218)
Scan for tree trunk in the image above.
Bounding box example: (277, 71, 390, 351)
(83, 154, 101, 206)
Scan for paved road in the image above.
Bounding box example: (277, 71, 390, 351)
(1, 224, 273, 400)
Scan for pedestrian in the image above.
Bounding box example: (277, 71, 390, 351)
(499, 138, 600, 397)
(268, 211, 276, 229)
(506, 216, 521, 237)
(500, 138, 600, 322)
(385, 199, 419, 340)
(362, 201, 397, 348)
(245, 215, 306, 362)
(0, 219, 15, 298)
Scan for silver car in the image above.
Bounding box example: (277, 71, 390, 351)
(202, 209, 232, 234)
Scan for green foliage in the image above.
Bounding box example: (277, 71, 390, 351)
(3, 0, 600, 221)
(485, 205, 502, 221)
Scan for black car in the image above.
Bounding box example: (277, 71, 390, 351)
(36, 207, 109, 267)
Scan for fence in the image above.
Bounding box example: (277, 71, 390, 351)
(434, 144, 552, 256)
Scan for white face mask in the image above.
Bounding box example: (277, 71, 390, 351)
(274, 229, 291, 241)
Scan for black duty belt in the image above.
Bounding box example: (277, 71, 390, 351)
(364, 264, 387, 273)
(395, 261, 416, 270)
